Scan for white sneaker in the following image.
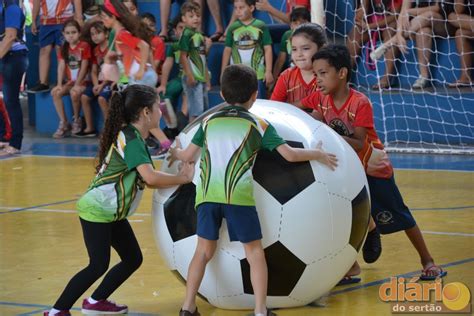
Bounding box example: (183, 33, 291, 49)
(412, 76, 430, 89)
(370, 43, 388, 61)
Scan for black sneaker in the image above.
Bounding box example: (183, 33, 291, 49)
(74, 130, 97, 138)
(363, 229, 382, 264)
(27, 83, 50, 93)
(146, 136, 160, 149)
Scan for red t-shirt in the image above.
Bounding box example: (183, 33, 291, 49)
(92, 45, 108, 81)
(58, 41, 92, 83)
(271, 67, 318, 104)
(151, 35, 166, 62)
(115, 29, 142, 76)
(286, 0, 310, 12)
(302, 88, 393, 178)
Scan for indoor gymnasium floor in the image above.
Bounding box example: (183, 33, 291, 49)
(1, 133, 473, 316)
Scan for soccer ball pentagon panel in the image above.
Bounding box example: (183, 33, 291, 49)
(152, 100, 370, 309)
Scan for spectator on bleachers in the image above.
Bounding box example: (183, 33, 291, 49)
(346, 0, 402, 83)
(82, 21, 112, 132)
(51, 20, 91, 138)
(370, 0, 452, 89)
(448, 0, 474, 87)
(0, 0, 28, 156)
(179, 1, 210, 122)
(159, 0, 225, 42)
(221, 0, 273, 98)
(272, 7, 311, 81)
(28, 0, 83, 93)
(157, 16, 189, 134)
(254, 0, 310, 24)
(141, 13, 166, 75)
(271, 23, 326, 105)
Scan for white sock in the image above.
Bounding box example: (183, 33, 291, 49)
(255, 313, 265, 316)
(48, 308, 61, 316)
(88, 297, 99, 304)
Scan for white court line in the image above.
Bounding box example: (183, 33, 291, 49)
(422, 230, 474, 237)
(0, 206, 151, 216)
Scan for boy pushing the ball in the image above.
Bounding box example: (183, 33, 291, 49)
(169, 64, 338, 316)
(300, 44, 447, 281)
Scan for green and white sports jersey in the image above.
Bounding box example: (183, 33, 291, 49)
(225, 19, 272, 80)
(280, 29, 292, 56)
(77, 125, 153, 223)
(178, 26, 207, 82)
(192, 105, 286, 207)
(166, 41, 183, 77)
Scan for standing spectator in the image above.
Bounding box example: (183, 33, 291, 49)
(0, 0, 28, 156)
(159, 0, 225, 42)
(370, 0, 452, 89)
(28, 0, 83, 93)
(221, 0, 273, 98)
(448, 0, 474, 87)
(178, 1, 210, 122)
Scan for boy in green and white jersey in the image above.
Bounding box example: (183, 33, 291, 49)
(221, 0, 273, 99)
(170, 64, 338, 316)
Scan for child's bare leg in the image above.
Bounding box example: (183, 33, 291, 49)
(98, 96, 109, 120)
(404, 225, 435, 268)
(369, 216, 376, 231)
(243, 239, 267, 315)
(70, 87, 82, 121)
(39, 45, 53, 84)
(52, 86, 70, 122)
(182, 237, 217, 312)
(81, 94, 95, 132)
(345, 261, 361, 277)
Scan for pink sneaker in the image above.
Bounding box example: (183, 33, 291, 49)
(43, 310, 71, 316)
(81, 298, 128, 314)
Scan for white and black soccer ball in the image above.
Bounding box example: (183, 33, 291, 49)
(152, 100, 370, 309)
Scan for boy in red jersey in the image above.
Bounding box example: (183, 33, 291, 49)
(301, 44, 447, 281)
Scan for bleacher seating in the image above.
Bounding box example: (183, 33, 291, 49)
(27, 0, 473, 146)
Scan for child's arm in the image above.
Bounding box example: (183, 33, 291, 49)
(342, 126, 367, 152)
(74, 59, 89, 88)
(180, 52, 196, 86)
(264, 44, 274, 86)
(221, 46, 232, 81)
(255, 0, 290, 24)
(31, 0, 40, 35)
(156, 56, 174, 95)
(272, 52, 287, 81)
(276, 141, 338, 169)
(137, 161, 195, 188)
(56, 60, 66, 88)
(168, 137, 201, 164)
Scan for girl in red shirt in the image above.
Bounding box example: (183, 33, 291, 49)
(51, 19, 92, 138)
(271, 23, 326, 107)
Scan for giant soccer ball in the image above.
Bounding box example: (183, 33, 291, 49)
(152, 100, 370, 309)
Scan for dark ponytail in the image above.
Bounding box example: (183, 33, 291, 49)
(96, 84, 159, 173)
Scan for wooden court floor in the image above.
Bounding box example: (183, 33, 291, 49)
(0, 155, 473, 316)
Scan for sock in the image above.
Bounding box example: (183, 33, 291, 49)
(88, 297, 99, 304)
(48, 309, 61, 316)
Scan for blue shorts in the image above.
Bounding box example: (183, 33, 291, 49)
(196, 202, 262, 243)
(39, 24, 63, 48)
(368, 175, 417, 235)
(82, 84, 94, 99)
(182, 76, 208, 117)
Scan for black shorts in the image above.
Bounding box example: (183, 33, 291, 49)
(367, 175, 417, 235)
